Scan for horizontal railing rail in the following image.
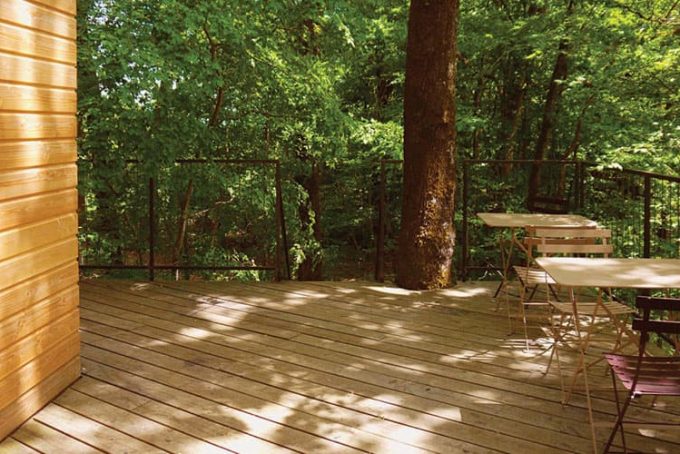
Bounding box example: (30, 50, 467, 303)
(79, 159, 291, 281)
(375, 159, 679, 282)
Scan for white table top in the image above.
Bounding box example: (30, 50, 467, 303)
(477, 213, 597, 229)
(536, 257, 680, 289)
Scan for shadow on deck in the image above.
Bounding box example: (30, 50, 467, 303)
(2, 280, 679, 453)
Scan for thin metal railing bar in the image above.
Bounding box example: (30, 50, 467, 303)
(80, 265, 275, 271)
(79, 159, 289, 280)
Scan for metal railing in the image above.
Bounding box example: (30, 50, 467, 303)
(79, 159, 291, 281)
(375, 159, 680, 282)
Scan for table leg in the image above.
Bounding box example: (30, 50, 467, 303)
(493, 228, 517, 300)
(563, 287, 599, 452)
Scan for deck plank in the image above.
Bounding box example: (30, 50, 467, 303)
(4, 279, 680, 453)
(77, 285, 680, 452)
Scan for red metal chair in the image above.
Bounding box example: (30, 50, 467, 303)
(603, 296, 680, 453)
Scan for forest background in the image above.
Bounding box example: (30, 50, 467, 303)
(77, 0, 679, 281)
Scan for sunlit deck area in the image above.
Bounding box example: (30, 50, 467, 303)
(3, 279, 680, 453)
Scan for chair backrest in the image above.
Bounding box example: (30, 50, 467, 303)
(522, 225, 610, 264)
(633, 296, 680, 351)
(533, 226, 612, 257)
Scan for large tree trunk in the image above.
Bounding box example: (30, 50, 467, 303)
(527, 1, 574, 205)
(396, 0, 459, 290)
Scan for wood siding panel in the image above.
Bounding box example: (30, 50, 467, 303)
(0, 22, 76, 64)
(0, 52, 76, 88)
(0, 213, 77, 260)
(0, 82, 76, 113)
(0, 113, 76, 140)
(0, 309, 79, 382)
(0, 262, 78, 321)
(0, 0, 79, 439)
(0, 189, 77, 231)
(0, 357, 80, 440)
(0, 238, 78, 293)
(0, 285, 79, 351)
(0, 140, 75, 170)
(0, 331, 80, 411)
(0, 0, 76, 39)
(0, 164, 76, 201)
(28, 0, 76, 16)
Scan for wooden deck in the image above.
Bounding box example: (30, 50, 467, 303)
(2, 279, 679, 453)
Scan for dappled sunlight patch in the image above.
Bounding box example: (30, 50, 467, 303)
(364, 285, 418, 296)
(178, 327, 212, 339)
(438, 285, 491, 299)
(469, 390, 504, 403)
(129, 282, 152, 291)
(65, 280, 680, 452)
(332, 287, 357, 295)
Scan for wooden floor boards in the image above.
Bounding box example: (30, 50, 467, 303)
(2, 279, 679, 453)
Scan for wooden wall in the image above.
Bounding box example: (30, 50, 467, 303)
(0, 0, 80, 439)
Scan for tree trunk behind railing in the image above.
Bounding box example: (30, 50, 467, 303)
(396, 0, 459, 290)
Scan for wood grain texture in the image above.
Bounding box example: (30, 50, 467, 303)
(0, 82, 76, 113)
(0, 52, 76, 88)
(0, 140, 75, 170)
(7, 281, 680, 453)
(0, 164, 76, 201)
(0, 285, 78, 351)
(0, 188, 77, 230)
(0, 113, 76, 140)
(0, 2, 79, 441)
(0, 357, 80, 440)
(0, 329, 79, 411)
(10, 420, 97, 454)
(0, 262, 78, 321)
(0, 214, 77, 261)
(0, 0, 76, 39)
(0, 436, 40, 453)
(0, 309, 79, 382)
(0, 21, 76, 64)
(0, 237, 78, 292)
(27, 0, 76, 16)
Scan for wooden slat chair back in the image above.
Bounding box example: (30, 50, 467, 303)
(511, 225, 603, 349)
(534, 227, 613, 257)
(603, 296, 680, 453)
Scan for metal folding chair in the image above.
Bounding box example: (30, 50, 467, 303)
(510, 225, 597, 350)
(603, 296, 680, 453)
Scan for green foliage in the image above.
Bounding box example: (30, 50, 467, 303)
(77, 0, 678, 280)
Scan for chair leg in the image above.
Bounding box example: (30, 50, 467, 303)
(604, 389, 633, 453)
(606, 370, 627, 453)
(545, 309, 558, 373)
(527, 285, 538, 302)
(580, 354, 598, 453)
(548, 284, 560, 302)
(505, 279, 514, 334)
(516, 283, 531, 350)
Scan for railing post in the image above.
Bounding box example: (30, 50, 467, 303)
(460, 160, 469, 281)
(643, 175, 651, 258)
(375, 160, 387, 282)
(578, 161, 586, 212)
(148, 177, 156, 281)
(274, 162, 290, 280)
(574, 161, 582, 211)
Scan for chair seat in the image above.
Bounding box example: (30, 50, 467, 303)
(550, 300, 636, 316)
(513, 266, 556, 285)
(604, 354, 680, 395)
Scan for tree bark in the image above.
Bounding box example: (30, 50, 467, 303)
(528, 2, 574, 205)
(396, 0, 459, 290)
(296, 162, 323, 280)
